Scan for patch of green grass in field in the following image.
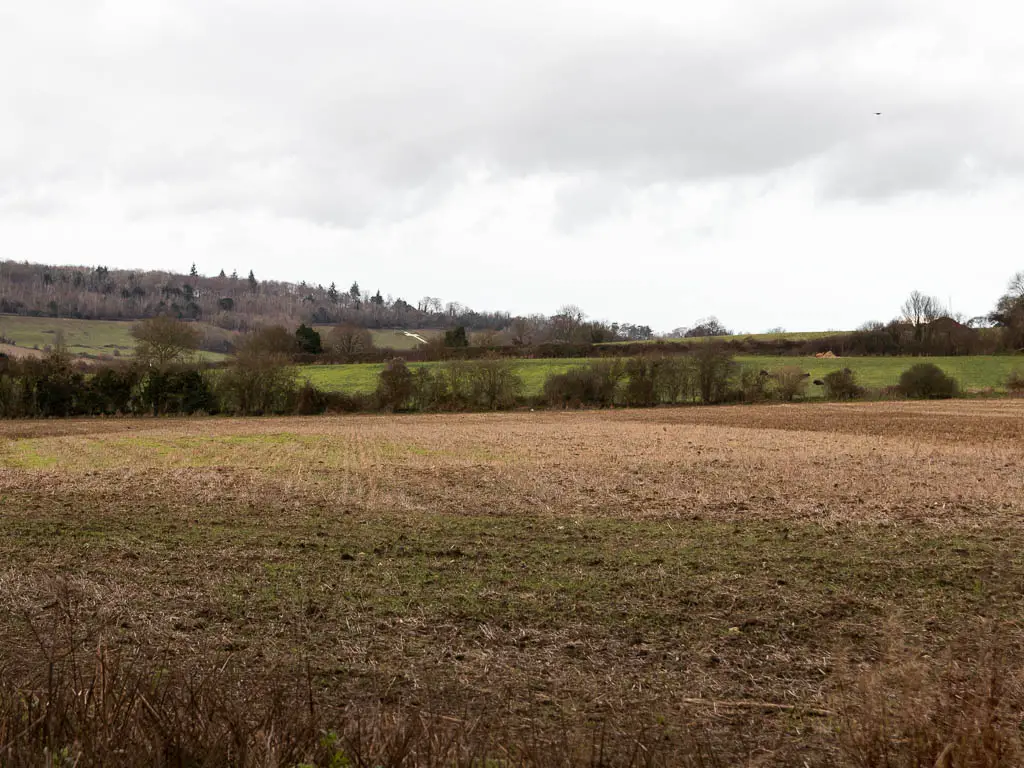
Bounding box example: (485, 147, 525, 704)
(300, 359, 593, 395)
(300, 355, 1022, 398)
(311, 327, 442, 351)
(738, 355, 1022, 393)
(0, 315, 138, 357)
(0, 314, 226, 361)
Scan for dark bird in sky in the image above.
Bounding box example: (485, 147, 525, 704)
(874, 112, 882, 115)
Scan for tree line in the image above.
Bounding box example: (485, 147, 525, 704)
(2, 261, 1021, 357)
(4, 315, 1017, 420)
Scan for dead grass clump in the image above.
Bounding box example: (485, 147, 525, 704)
(834, 624, 1024, 767)
(1007, 369, 1024, 396)
(0, 580, 714, 767)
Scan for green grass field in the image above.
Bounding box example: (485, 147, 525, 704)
(0, 315, 138, 357)
(311, 327, 441, 350)
(0, 314, 227, 361)
(737, 355, 1023, 393)
(300, 358, 595, 394)
(300, 354, 1024, 397)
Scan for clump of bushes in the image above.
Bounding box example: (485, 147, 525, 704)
(898, 363, 958, 399)
(693, 344, 737, 404)
(141, 368, 218, 415)
(376, 359, 415, 411)
(775, 366, 810, 402)
(822, 368, 864, 400)
(409, 357, 523, 411)
(544, 361, 624, 408)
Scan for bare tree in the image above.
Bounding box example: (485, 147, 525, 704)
(131, 316, 201, 369)
(684, 317, 731, 338)
(551, 304, 586, 343)
(1008, 271, 1024, 299)
(328, 324, 374, 356)
(509, 315, 546, 346)
(901, 291, 943, 340)
(239, 325, 298, 357)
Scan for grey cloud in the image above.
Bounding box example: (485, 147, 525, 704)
(553, 178, 631, 233)
(2, 0, 1022, 227)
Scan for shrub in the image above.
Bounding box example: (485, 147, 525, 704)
(624, 358, 658, 407)
(294, 381, 327, 415)
(543, 370, 586, 408)
(0, 374, 24, 418)
(692, 344, 736, 404)
(295, 324, 323, 355)
(217, 354, 297, 415)
(543, 361, 623, 408)
(444, 326, 469, 348)
(898, 363, 958, 399)
(822, 368, 864, 400)
(376, 359, 414, 411)
(433, 361, 476, 409)
(653, 357, 694, 404)
(469, 357, 522, 410)
(738, 368, 771, 403)
(18, 350, 84, 417)
(775, 366, 809, 402)
(140, 368, 218, 415)
(322, 391, 371, 413)
(86, 367, 139, 414)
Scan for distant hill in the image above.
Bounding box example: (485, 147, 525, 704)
(0, 260, 511, 333)
(0, 314, 445, 361)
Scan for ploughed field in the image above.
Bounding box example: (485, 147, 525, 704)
(2, 402, 1024, 765)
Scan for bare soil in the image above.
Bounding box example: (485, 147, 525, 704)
(2, 401, 1023, 765)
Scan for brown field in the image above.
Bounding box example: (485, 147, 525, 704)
(2, 401, 1024, 765)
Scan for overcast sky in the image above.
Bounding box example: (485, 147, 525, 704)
(2, 1, 1023, 332)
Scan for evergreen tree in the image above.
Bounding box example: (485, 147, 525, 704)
(190, 263, 198, 278)
(248, 270, 258, 293)
(327, 282, 339, 303)
(295, 324, 323, 354)
(444, 326, 469, 347)
(218, 269, 226, 278)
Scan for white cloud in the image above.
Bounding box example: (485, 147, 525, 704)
(1, 0, 1023, 330)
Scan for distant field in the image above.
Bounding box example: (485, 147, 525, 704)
(0, 314, 226, 361)
(311, 326, 441, 350)
(300, 354, 1024, 397)
(614, 330, 849, 345)
(737, 354, 1023, 393)
(301, 358, 593, 394)
(0, 315, 137, 357)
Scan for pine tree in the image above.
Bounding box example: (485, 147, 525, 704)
(327, 282, 339, 303)
(218, 269, 226, 279)
(248, 270, 258, 293)
(190, 263, 198, 278)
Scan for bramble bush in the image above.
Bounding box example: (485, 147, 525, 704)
(898, 363, 958, 399)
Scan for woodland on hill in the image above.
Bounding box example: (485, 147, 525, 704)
(0, 260, 514, 333)
(1, 260, 1022, 356)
